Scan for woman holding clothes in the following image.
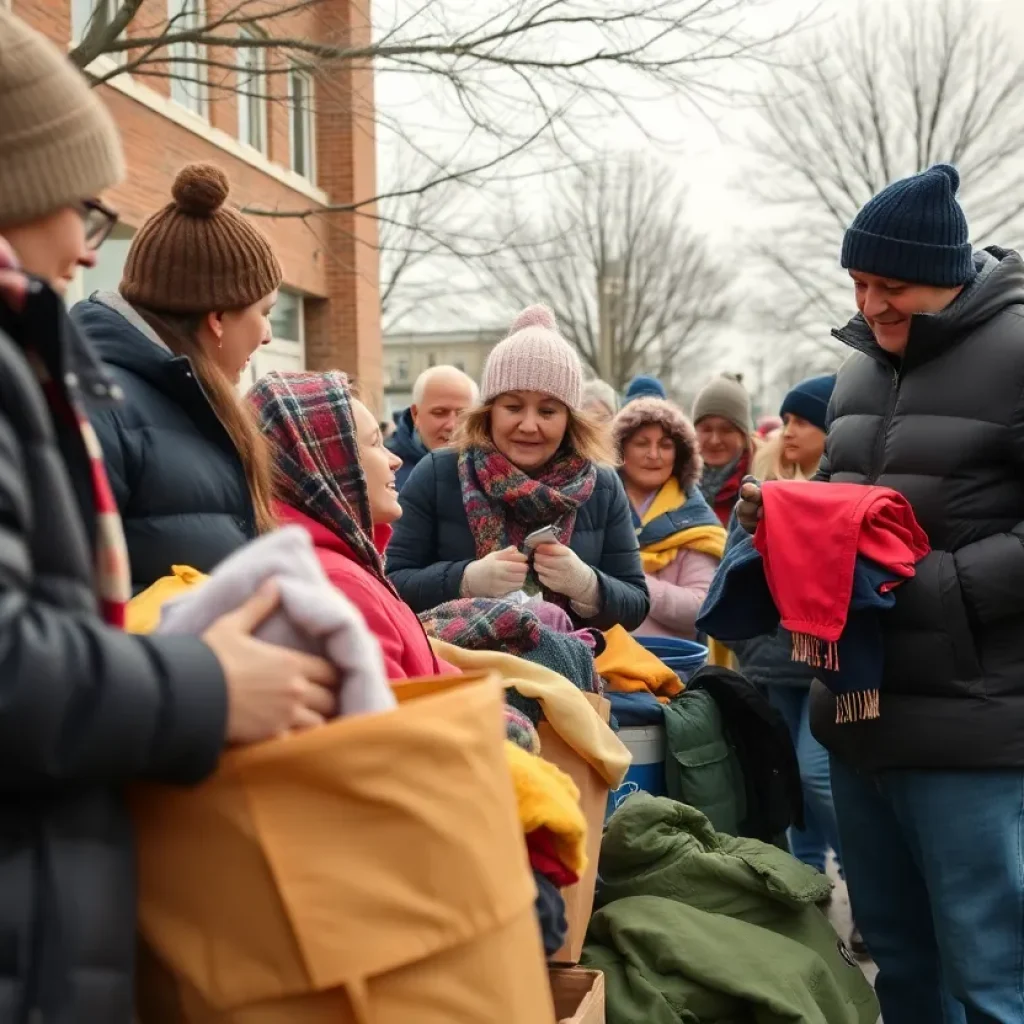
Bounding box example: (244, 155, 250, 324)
(249, 369, 455, 681)
(0, 13, 338, 1022)
(720, 375, 862, 945)
(387, 305, 650, 631)
(71, 162, 281, 591)
(612, 397, 725, 640)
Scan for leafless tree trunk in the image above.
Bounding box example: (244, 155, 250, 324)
(480, 154, 733, 391)
(747, 0, 1024, 350)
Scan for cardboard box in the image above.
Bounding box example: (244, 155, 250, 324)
(549, 968, 605, 1024)
(538, 693, 611, 965)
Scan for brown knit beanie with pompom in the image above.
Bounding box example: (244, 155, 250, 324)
(120, 162, 282, 312)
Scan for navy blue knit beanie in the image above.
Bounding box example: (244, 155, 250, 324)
(779, 374, 836, 433)
(841, 164, 974, 288)
(624, 375, 666, 403)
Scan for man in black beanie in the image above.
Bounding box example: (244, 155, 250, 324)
(738, 164, 1024, 1023)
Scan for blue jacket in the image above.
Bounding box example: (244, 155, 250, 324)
(70, 293, 256, 591)
(387, 449, 650, 631)
(718, 511, 816, 689)
(386, 407, 427, 491)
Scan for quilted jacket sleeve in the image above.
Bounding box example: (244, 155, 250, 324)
(0, 364, 226, 792)
(953, 387, 1024, 622)
(386, 454, 473, 613)
(580, 472, 650, 632)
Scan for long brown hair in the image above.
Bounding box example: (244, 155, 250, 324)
(134, 305, 276, 533)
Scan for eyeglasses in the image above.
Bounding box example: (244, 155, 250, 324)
(77, 198, 119, 250)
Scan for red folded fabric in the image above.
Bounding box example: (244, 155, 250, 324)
(754, 481, 931, 652)
(527, 827, 579, 888)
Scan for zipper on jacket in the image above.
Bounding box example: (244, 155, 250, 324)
(871, 364, 901, 482)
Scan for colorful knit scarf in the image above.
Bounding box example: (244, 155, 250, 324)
(458, 444, 596, 603)
(420, 597, 544, 656)
(0, 237, 130, 628)
(248, 370, 393, 590)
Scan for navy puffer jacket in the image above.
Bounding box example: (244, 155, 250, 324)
(387, 448, 650, 631)
(70, 293, 256, 592)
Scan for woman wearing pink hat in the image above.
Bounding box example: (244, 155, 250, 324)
(387, 305, 649, 630)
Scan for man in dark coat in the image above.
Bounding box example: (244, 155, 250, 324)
(0, 13, 337, 1022)
(387, 365, 478, 490)
(737, 164, 1024, 1023)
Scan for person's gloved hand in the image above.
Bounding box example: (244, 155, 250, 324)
(736, 476, 763, 535)
(533, 542, 600, 616)
(461, 546, 529, 598)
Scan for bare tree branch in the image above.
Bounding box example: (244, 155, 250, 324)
(478, 153, 733, 391)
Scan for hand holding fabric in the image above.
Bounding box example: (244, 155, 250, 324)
(533, 542, 600, 617)
(461, 546, 529, 598)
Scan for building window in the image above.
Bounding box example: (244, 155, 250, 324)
(243, 289, 305, 389)
(270, 289, 303, 344)
(288, 68, 316, 181)
(393, 357, 410, 384)
(71, 0, 122, 52)
(168, 0, 207, 117)
(237, 29, 268, 154)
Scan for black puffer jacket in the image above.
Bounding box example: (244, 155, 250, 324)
(809, 247, 1024, 770)
(387, 448, 650, 631)
(0, 278, 226, 1023)
(70, 293, 255, 591)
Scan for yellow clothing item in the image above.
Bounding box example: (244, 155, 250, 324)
(127, 565, 208, 634)
(707, 638, 737, 670)
(429, 639, 630, 788)
(504, 741, 587, 876)
(596, 625, 683, 700)
(638, 479, 727, 573)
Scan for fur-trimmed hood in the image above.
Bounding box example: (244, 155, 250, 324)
(612, 397, 702, 491)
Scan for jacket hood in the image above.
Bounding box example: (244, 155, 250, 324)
(612, 397, 702, 490)
(834, 247, 1024, 360)
(69, 291, 181, 389)
(386, 406, 427, 463)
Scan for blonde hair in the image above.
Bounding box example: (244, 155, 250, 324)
(455, 401, 617, 467)
(752, 432, 810, 483)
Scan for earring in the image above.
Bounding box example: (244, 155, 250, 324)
(217, 339, 223, 349)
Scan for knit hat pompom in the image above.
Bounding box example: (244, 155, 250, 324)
(932, 163, 960, 194)
(171, 163, 230, 217)
(508, 303, 557, 334)
(612, 397, 702, 490)
(480, 304, 583, 409)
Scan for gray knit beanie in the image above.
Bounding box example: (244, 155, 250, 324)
(0, 9, 125, 225)
(692, 373, 752, 436)
(581, 379, 619, 417)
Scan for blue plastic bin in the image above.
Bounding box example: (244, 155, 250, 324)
(635, 636, 708, 680)
(606, 725, 667, 819)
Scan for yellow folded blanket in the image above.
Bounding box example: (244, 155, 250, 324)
(596, 625, 683, 700)
(429, 639, 630, 788)
(127, 565, 207, 634)
(504, 741, 587, 876)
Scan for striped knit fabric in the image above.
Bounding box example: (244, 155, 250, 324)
(248, 370, 392, 588)
(0, 236, 130, 627)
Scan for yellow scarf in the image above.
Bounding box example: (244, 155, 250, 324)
(637, 479, 727, 573)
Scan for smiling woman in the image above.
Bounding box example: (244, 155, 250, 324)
(386, 304, 650, 631)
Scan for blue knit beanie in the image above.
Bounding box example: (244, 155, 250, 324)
(624, 375, 666, 403)
(779, 374, 836, 433)
(841, 164, 974, 288)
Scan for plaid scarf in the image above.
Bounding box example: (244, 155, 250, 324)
(420, 597, 544, 656)
(0, 237, 130, 628)
(458, 444, 596, 603)
(248, 370, 391, 587)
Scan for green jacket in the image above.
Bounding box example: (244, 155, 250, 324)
(582, 795, 878, 1024)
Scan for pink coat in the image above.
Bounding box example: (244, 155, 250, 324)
(631, 549, 720, 641)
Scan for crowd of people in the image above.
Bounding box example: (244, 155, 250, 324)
(3, 6, 1024, 1023)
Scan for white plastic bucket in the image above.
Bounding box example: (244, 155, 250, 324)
(606, 725, 667, 818)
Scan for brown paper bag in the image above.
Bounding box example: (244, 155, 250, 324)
(133, 673, 554, 1023)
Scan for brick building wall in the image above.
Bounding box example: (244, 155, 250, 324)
(14, 0, 383, 404)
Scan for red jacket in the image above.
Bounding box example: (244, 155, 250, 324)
(275, 503, 456, 681)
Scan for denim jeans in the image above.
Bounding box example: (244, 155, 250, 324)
(767, 686, 842, 875)
(830, 758, 1024, 1024)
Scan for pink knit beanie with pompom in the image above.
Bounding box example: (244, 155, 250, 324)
(480, 304, 584, 409)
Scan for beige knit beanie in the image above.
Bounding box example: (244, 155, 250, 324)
(0, 9, 125, 226)
(481, 305, 584, 410)
(121, 163, 282, 312)
(692, 373, 753, 435)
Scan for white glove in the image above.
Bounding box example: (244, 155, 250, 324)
(461, 546, 529, 598)
(533, 542, 601, 617)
